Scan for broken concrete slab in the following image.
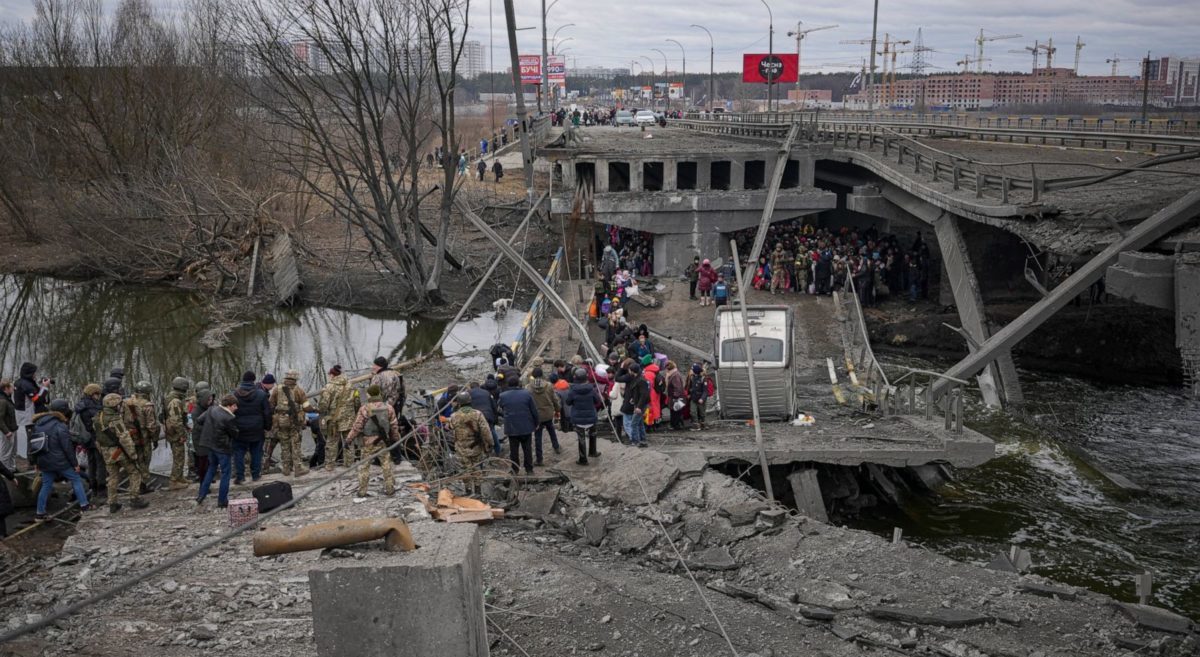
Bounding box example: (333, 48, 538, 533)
(869, 605, 992, 628)
(1017, 581, 1079, 601)
(1113, 602, 1194, 634)
(666, 450, 707, 478)
(794, 580, 856, 611)
(516, 488, 560, 519)
(582, 512, 607, 547)
(787, 469, 828, 523)
(686, 546, 737, 571)
(608, 525, 656, 553)
(563, 438, 680, 505)
(986, 552, 1017, 573)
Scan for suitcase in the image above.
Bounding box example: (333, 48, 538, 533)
(228, 498, 259, 527)
(252, 481, 293, 513)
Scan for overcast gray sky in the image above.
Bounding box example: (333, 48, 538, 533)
(2, 0, 1196, 76)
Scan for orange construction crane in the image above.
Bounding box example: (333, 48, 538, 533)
(975, 29, 1021, 73)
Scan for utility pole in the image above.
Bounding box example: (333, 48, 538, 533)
(539, 0, 548, 114)
(1141, 51, 1151, 124)
(761, 0, 775, 112)
(503, 0, 534, 205)
(868, 0, 879, 112)
(666, 38, 686, 108)
(691, 24, 715, 112)
(730, 240, 775, 503)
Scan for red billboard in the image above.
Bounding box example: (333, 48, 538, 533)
(742, 53, 799, 84)
(519, 54, 542, 85)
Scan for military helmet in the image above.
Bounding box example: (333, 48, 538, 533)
(454, 391, 473, 407)
(83, 383, 102, 397)
(102, 393, 123, 409)
(171, 377, 190, 392)
(134, 380, 153, 395)
(49, 399, 71, 416)
(195, 381, 211, 392)
(285, 369, 301, 382)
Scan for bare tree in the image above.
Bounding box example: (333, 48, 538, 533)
(233, 0, 444, 308)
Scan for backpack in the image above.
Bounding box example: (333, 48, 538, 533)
(69, 411, 92, 446)
(654, 372, 668, 399)
(28, 429, 49, 458)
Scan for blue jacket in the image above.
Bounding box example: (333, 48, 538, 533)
(469, 387, 499, 424)
(232, 383, 272, 442)
(564, 382, 601, 426)
(497, 388, 539, 436)
(31, 412, 77, 472)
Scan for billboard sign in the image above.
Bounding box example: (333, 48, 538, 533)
(547, 55, 567, 84)
(742, 53, 798, 84)
(668, 82, 684, 98)
(519, 54, 542, 84)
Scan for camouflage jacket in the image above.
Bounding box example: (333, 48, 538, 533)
(449, 407, 490, 457)
(269, 384, 308, 431)
(346, 400, 399, 445)
(370, 369, 405, 405)
(93, 408, 138, 456)
(122, 395, 159, 444)
(318, 375, 355, 433)
(164, 391, 188, 440)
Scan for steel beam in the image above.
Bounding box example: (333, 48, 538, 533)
(742, 123, 802, 285)
(932, 189, 1200, 400)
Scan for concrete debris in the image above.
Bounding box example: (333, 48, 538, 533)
(564, 438, 679, 505)
(869, 605, 992, 628)
(607, 525, 655, 553)
(1113, 602, 1194, 634)
(516, 488, 560, 519)
(1017, 581, 1079, 601)
(794, 580, 856, 611)
(985, 552, 1017, 573)
(685, 546, 737, 571)
(581, 512, 607, 547)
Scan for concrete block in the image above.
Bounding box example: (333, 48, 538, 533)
(308, 522, 487, 657)
(1106, 265, 1175, 311)
(1176, 253, 1200, 351)
(1117, 251, 1175, 275)
(787, 470, 828, 523)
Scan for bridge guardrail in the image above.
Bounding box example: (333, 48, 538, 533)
(510, 245, 564, 366)
(685, 111, 1200, 136)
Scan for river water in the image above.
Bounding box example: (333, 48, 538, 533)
(0, 274, 523, 406)
(859, 360, 1200, 621)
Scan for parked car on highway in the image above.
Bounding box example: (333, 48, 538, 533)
(615, 110, 635, 127)
(635, 110, 657, 126)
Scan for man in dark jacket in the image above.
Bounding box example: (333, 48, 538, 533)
(0, 380, 16, 473)
(191, 382, 214, 480)
(468, 382, 502, 455)
(0, 459, 15, 537)
(564, 369, 603, 465)
(197, 394, 239, 508)
(232, 371, 271, 484)
(74, 384, 106, 494)
(497, 377, 539, 475)
(619, 363, 649, 447)
(32, 400, 91, 519)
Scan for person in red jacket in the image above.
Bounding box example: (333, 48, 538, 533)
(640, 355, 663, 428)
(696, 259, 718, 307)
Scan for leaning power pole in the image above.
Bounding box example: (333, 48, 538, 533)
(504, 0, 535, 205)
(867, 0, 879, 112)
(1141, 51, 1152, 123)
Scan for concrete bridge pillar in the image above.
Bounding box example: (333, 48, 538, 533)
(1175, 253, 1200, 398)
(730, 160, 745, 191)
(697, 159, 712, 191)
(595, 159, 609, 193)
(630, 158, 644, 192)
(663, 160, 678, 191)
(932, 211, 1024, 408)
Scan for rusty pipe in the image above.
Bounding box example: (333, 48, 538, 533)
(253, 518, 416, 557)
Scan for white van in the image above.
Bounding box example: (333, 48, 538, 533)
(713, 305, 795, 420)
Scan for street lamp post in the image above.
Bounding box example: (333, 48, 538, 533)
(760, 0, 774, 112)
(666, 38, 685, 108)
(640, 55, 656, 108)
(652, 48, 668, 110)
(552, 36, 573, 54)
(691, 24, 714, 112)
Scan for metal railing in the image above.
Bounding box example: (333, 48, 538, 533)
(891, 368, 969, 434)
(509, 246, 564, 366)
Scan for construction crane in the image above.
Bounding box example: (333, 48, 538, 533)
(881, 40, 912, 107)
(1106, 55, 1122, 76)
(1010, 42, 1039, 73)
(1073, 36, 1085, 74)
(840, 37, 876, 99)
(787, 22, 838, 89)
(957, 55, 990, 73)
(975, 29, 1021, 73)
(1043, 37, 1057, 69)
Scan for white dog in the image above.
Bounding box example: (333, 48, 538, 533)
(492, 298, 512, 317)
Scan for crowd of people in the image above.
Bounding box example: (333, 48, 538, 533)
(731, 219, 936, 307)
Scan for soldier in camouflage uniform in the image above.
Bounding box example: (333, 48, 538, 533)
(770, 243, 788, 294)
(122, 381, 159, 487)
(317, 365, 354, 471)
(164, 377, 191, 490)
(344, 385, 399, 496)
(93, 393, 148, 513)
(269, 369, 310, 478)
(370, 357, 406, 416)
(448, 391, 490, 495)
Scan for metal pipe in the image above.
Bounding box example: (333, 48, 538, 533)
(253, 518, 416, 557)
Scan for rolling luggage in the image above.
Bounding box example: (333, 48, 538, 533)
(252, 480, 293, 513)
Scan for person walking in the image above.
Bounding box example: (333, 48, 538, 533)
(525, 367, 561, 465)
(467, 381, 502, 456)
(497, 376, 538, 475)
(318, 365, 354, 470)
(122, 381, 158, 490)
(73, 384, 105, 495)
(344, 385, 399, 497)
(13, 362, 50, 470)
(232, 371, 271, 484)
(476, 158, 487, 181)
(564, 369, 603, 465)
(0, 380, 17, 474)
(370, 357, 406, 418)
(696, 259, 718, 306)
(196, 395, 239, 509)
(448, 391, 490, 494)
(164, 377, 191, 490)
(492, 159, 504, 182)
(685, 256, 701, 300)
(664, 361, 686, 430)
(618, 362, 649, 447)
(268, 370, 310, 478)
(191, 382, 214, 481)
(685, 363, 710, 430)
(93, 393, 147, 514)
(31, 399, 92, 519)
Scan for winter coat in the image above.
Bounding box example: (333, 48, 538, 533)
(619, 370, 649, 416)
(31, 412, 76, 472)
(642, 364, 663, 424)
(564, 382, 602, 427)
(666, 369, 686, 400)
(686, 372, 709, 403)
(14, 362, 44, 413)
(0, 390, 16, 436)
(697, 264, 718, 292)
(468, 387, 499, 424)
(232, 382, 272, 443)
(497, 388, 539, 437)
(74, 395, 102, 443)
(199, 405, 238, 454)
(192, 396, 214, 457)
(525, 379, 560, 423)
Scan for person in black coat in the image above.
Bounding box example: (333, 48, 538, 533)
(232, 371, 272, 483)
(14, 362, 50, 416)
(618, 363, 649, 447)
(197, 394, 240, 508)
(32, 400, 91, 519)
(468, 382, 502, 456)
(74, 384, 106, 494)
(0, 458, 15, 537)
(497, 377, 539, 475)
(564, 369, 604, 465)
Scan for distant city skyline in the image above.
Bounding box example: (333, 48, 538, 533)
(1, 0, 1196, 77)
